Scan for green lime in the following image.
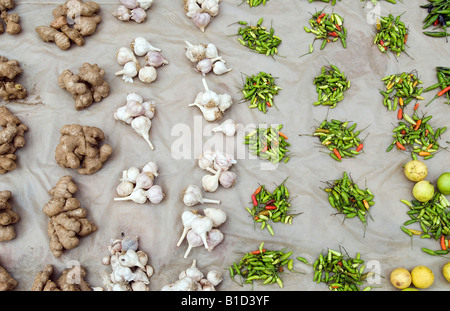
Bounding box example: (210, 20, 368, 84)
(437, 172, 450, 195)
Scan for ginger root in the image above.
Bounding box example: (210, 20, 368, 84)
(0, 190, 19, 242)
(58, 62, 109, 110)
(0, 264, 17, 291)
(0, 0, 21, 36)
(0, 55, 27, 101)
(55, 124, 112, 175)
(0, 106, 27, 174)
(35, 0, 101, 50)
(43, 176, 97, 257)
(31, 264, 92, 291)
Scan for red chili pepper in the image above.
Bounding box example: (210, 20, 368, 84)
(328, 31, 338, 37)
(337, 261, 342, 266)
(396, 141, 406, 150)
(437, 85, 450, 97)
(251, 249, 266, 255)
(425, 129, 429, 136)
(265, 199, 275, 205)
(414, 119, 422, 131)
(356, 143, 363, 152)
(404, 34, 408, 43)
(261, 146, 268, 153)
(317, 12, 326, 23)
(397, 108, 403, 120)
(335, 24, 341, 31)
(333, 148, 342, 160)
(379, 39, 384, 45)
(266, 101, 271, 107)
(251, 194, 258, 206)
(278, 131, 288, 140)
(254, 185, 262, 195)
(265, 205, 277, 210)
(434, 19, 439, 26)
(441, 235, 447, 251)
(414, 103, 419, 110)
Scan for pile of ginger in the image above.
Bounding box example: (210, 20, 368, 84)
(35, 0, 102, 50)
(0, 0, 21, 36)
(0, 56, 27, 101)
(43, 175, 97, 258)
(0, 106, 27, 174)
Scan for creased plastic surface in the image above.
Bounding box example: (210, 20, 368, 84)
(0, 0, 449, 291)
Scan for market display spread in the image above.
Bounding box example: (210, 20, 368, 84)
(1, 0, 450, 292)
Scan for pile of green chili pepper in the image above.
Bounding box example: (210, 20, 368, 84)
(312, 248, 372, 291)
(244, 125, 291, 164)
(380, 71, 424, 116)
(313, 64, 350, 108)
(236, 18, 282, 56)
(323, 172, 375, 226)
(374, 14, 409, 56)
(387, 110, 447, 160)
(313, 119, 364, 161)
(241, 71, 281, 113)
(229, 242, 294, 288)
(245, 178, 299, 236)
(421, 0, 449, 41)
(242, 0, 269, 7)
(308, 0, 341, 5)
(424, 66, 450, 106)
(400, 193, 450, 258)
(304, 10, 347, 53)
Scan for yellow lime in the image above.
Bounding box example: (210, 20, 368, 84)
(404, 160, 428, 182)
(443, 262, 450, 282)
(437, 172, 450, 195)
(390, 268, 411, 289)
(411, 266, 434, 289)
(412, 181, 434, 202)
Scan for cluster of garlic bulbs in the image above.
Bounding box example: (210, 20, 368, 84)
(176, 208, 226, 258)
(183, 0, 220, 32)
(185, 41, 231, 76)
(114, 161, 165, 204)
(161, 259, 222, 291)
(115, 37, 168, 84)
(100, 235, 154, 291)
(114, 92, 156, 150)
(188, 78, 233, 122)
(198, 150, 237, 192)
(112, 0, 153, 23)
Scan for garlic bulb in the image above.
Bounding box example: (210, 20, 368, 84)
(177, 210, 200, 247)
(114, 188, 148, 204)
(204, 207, 227, 227)
(191, 12, 211, 32)
(198, 151, 215, 170)
(202, 0, 220, 17)
(113, 6, 132, 21)
(135, 172, 154, 190)
(218, 93, 233, 112)
(207, 270, 223, 287)
(142, 101, 156, 119)
(116, 180, 135, 196)
(213, 151, 237, 171)
(121, 236, 139, 252)
(138, 66, 157, 84)
(121, 166, 140, 183)
(184, 231, 203, 258)
(131, 7, 146, 23)
(126, 100, 145, 117)
(202, 167, 222, 192)
(206, 228, 223, 252)
(137, 0, 153, 10)
(182, 184, 220, 206)
(127, 92, 144, 104)
(131, 116, 154, 150)
(191, 216, 213, 249)
(120, 0, 138, 9)
(180, 259, 204, 282)
(212, 60, 231, 75)
(185, 41, 206, 62)
(196, 58, 213, 76)
(146, 185, 165, 204)
(131, 37, 161, 56)
(114, 105, 133, 124)
(219, 170, 237, 188)
(145, 51, 169, 67)
(205, 43, 220, 59)
(212, 119, 238, 136)
(115, 61, 139, 83)
(142, 161, 158, 177)
(119, 249, 145, 269)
